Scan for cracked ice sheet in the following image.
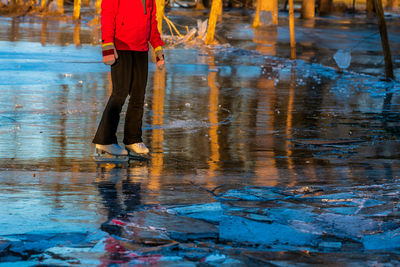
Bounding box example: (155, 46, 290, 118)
(217, 186, 400, 250)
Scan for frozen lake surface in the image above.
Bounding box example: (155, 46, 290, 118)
(0, 13, 399, 265)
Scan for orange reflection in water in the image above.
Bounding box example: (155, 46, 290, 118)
(253, 27, 277, 57)
(254, 74, 279, 186)
(286, 67, 296, 186)
(207, 51, 220, 175)
(41, 20, 47, 46)
(149, 67, 166, 191)
(73, 23, 81, 47)
(199, 50, 221, 189)
(298, 19, 316, 62)
(57, 0, 64, 14)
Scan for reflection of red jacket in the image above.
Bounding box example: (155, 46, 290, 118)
(101, 0, 164, 51)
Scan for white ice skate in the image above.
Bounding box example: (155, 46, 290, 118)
(94, 144, 128, 164)
(126, 142, 150, 160)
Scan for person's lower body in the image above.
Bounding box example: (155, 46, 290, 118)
(93, 50, 149, 155)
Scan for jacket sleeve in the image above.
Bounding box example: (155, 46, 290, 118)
(101, 0, 118, 45)
(149, 0, 165, 49)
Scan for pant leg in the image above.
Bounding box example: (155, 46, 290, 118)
(123, 51, 149, 145)
(93, 51, 133, 145)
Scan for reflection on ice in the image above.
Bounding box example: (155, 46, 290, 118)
(0, 14, 400, 265)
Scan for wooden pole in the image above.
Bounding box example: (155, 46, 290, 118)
(289, 0, 296, 59)
(367, 0, 374, 17)
(386, 0, 399, 11)
(253, 0, 278, 27)
(156, 0, 165, 35)
(205, 0, 222, 44)
(301, 0, 315, 19)
(57, 0, 64, 14)
(373, 0, 395, 80)
(73, 0, 81, 20)
(217, 0, 222, 19)
(253, 0, 262, 27)
(195, 0, 205, 10)
(95, 0, 101, 14)
(272, 0, 278, 25)
(319, 0, 332, 15)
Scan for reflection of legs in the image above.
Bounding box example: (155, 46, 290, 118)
(93, 51, 133, 145)
(96, 167, 128, 236)
(97, 182, 122, 220)
(123, 51, 148, 145)
(122, 180, 141, 211)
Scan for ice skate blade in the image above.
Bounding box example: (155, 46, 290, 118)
(128, 152, 150, 161)
(96, 148, 128, 156)
(94, 152, 129, 164)
(94, 156, 128, 164)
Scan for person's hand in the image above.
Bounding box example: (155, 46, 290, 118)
(102, 43, 118, 65)
(155, 46, 165, 69)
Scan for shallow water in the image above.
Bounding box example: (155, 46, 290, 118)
(0, 14, 399, 264)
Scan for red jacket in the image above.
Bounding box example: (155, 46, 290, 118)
(101, 0, 164, 51)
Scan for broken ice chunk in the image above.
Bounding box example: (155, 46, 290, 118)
(333, 49, 351, 70)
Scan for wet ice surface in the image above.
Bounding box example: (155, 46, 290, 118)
(0, 15, 400, 265)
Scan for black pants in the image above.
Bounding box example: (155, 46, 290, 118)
(93, 50, 148, 145)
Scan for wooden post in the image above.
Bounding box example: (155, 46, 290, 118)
(289, 0, 296, 59)
(57, 0, 64, 14)
(41, 0, 46, 9)
(253, 0, 262, 27)
(319, 0, 332, 15)
(352, 0, 356, 13)
(386, 0, 399, 11)
(217, 0, 222, 19)
(95, 0, 101, 14)
(205, 0, 222, 44)
(272, 0, 278, 25)
(301, 0, 315, 19)
(195, 0, 205, 10)
(156, 0, 165, 35)
(253, 0, 278, 27)
(367, 0, 374, 17)
(73, 0, 81, 20)
(373, 0, 395, 80)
